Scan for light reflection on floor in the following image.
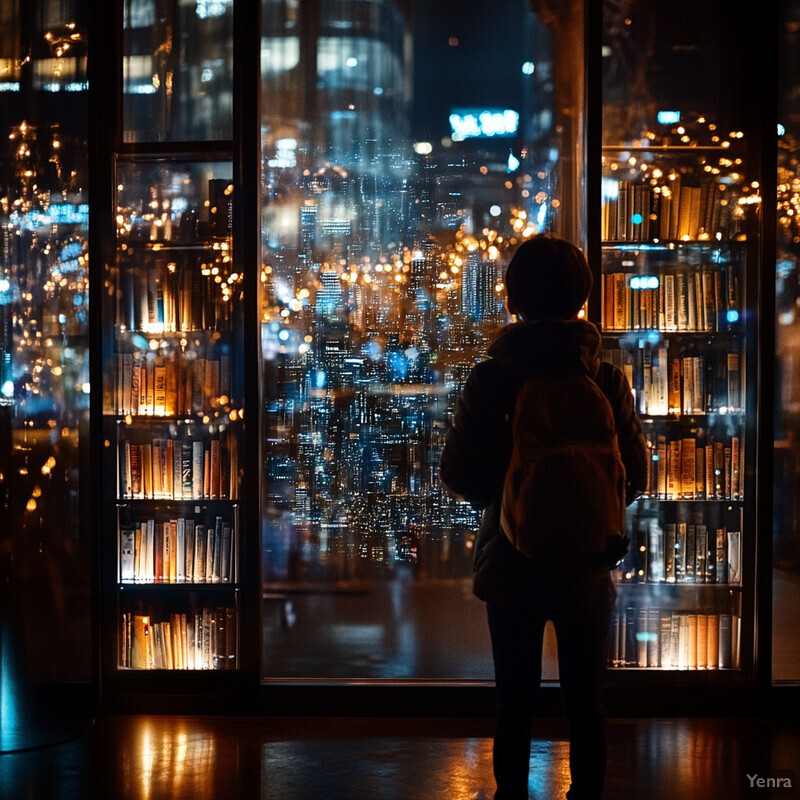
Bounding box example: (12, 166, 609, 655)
(1, 715, 799, 800)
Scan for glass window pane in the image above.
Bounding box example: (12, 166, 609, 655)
(122, 0, 233, 142)
(259, 0, 573, 680)
(602, 2, 757, 673)
(774, 0, 800, 683)
(0, 0, 91, 749)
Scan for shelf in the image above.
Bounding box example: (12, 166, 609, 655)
(615, 581, 743, 591)
(119, 582, 239, 590)
(636, 497, 744, 504)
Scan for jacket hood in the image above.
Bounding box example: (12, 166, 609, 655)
(487, 318, 602, 376)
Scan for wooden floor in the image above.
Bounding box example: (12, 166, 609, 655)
(1, 713, 798, 800)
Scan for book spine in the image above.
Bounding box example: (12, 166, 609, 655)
(715, 528, 729, 584)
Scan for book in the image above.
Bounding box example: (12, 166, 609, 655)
(165, 438, 174, 498)
(185, 519, 195, 583)
(647, 520, 665, 582)
(678, 613, 690, 669)
(697, 615, 708, 669)
(663, 274, 676, 331)
(675, 523, 687, 583)
(176, 518, 186, 582)
(181, 441, 193, 498)
(205, 524, 215, 582)
(154, 362, 167, 415)
(212, 516, 223, 582)
(143, 519, 156, 581)
(657, 435, 668, 498)
(728, 530, 742, 584)
(131, 615, 151, 670)
(210, 438, 221, 499)
(716, 528, 729, 584)
(660, 611, 672, 668)
(681, 357, 693, 414)
(681, 438, 696, 498)
(695, 525, 709, 583)
(667, 439, 681, 499)
(665, 523, 676, 582)
(220, 521, 233, 582)
(192, 441, 205, 498)
(647, 608, 660, 667)
(194, 524, 207, 582)
(707, 614, 720, 669)
(704, 444, 715, 500)
(719, 613, 732, 668)
(685, 525, 696, 583)
(172, 438, 183, 500)
(670, 613, 681, 668)
(731, 437, 741, 500)
(676, 273, 689, 330)
(687, 614, 698, 669)
(120, 440, 131, 499)
(625, 606, 637, 666)
(120, 528, 135, 581)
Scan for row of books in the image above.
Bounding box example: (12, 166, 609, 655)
(118, 252, 233, 335)
(609, 607, 740, 670)
(601, 179, 739, 243)
(119, 514, 236, 584)
(602, 345, 742, 416)
(113, 348, 232, 417)
(617, 521, 741, 584)
(120, 608, 236, 670)
(118, 432, 239, 500)
(602, 267, 740, 333)
(642, 432, 742, 501)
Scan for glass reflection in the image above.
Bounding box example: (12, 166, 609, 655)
(122, 0, 233, 142)
(260, 0, 563, 679)
(0, 0, 91, 751)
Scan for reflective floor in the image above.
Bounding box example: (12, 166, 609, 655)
(1, 714, 798, 800)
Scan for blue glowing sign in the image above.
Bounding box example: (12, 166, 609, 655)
(449, 109, 519, 141)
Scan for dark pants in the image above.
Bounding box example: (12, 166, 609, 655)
(487, 572, 614, 800)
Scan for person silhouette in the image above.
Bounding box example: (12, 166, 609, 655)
(440, 234, 648, 799)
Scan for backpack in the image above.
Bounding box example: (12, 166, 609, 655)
(499, 368, 627, 564)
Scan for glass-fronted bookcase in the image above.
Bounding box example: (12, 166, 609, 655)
(594, 2, 768, 685)
(95, 0, 256, 694)
(600, 141, 756, 673)
(104, 160, 243, 673)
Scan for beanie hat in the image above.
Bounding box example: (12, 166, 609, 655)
(504, 235, 593, 321)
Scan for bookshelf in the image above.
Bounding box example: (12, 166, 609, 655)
(600, 136, 755, 672)
(104, 158, 243, 672)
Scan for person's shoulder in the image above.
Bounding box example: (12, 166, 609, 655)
(460, 356, 523, 411)
(467, 356, 514, 383)
(594, 359, 627, 390)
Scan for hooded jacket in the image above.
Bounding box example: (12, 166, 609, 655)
(439, 318, 648, 604)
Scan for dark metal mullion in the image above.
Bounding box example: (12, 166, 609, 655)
(750, 5, 779, 699)
(233, 0, 263, 693)
(585, 0, 603, 324)
(88, 0, 124, 710)
(116, 141, 234, 160)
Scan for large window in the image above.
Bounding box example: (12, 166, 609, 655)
(258, 0, 576, 680)
(0, 0, 91, 749)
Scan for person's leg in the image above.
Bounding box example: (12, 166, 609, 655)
(487, 602, 546, 800)
(553, 587, 613, 800)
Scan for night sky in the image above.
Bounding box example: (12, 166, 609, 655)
(410, 0, 531, 141)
